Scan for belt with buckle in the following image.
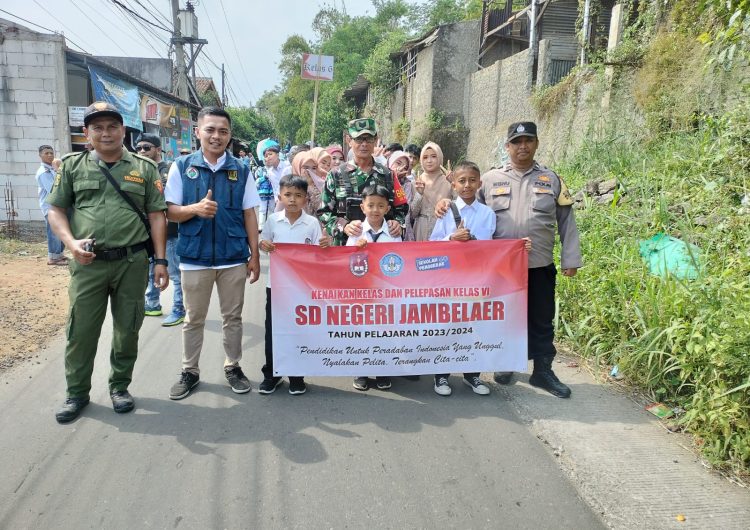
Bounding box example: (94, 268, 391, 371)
(94, 242, 148, 261)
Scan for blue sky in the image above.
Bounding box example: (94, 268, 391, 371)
(1, 0, 379, 106)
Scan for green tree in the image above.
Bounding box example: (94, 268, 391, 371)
(225, 106, 274, 147)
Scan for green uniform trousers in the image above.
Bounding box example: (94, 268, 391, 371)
(65, 249, 149, 398)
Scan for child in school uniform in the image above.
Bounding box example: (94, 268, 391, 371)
(429, 161, 497, 396)
(259, 174, 331, 395)
(346, 184, 401, 390)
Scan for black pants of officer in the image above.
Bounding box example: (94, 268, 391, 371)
(528, 264, 557, 361)
(262, 288, 304, 383)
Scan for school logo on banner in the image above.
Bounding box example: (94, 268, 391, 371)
(379, 253, 404, 277)
(350, 253, 369, 277)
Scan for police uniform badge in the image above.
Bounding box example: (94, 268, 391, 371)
(350, 253, 369, 277)
(186, 167, 199, 179)
(557, 176, 574, 206)
(227, 170, 238, 182)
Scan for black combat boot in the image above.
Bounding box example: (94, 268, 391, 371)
(529, 356, 571, 398)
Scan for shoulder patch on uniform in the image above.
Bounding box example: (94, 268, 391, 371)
(133, 153, 158, 167)
(557, 175, 574, 206)
(154, 180, 163, 193)
(62, 151, 83, 161)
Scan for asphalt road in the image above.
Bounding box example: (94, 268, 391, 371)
(0, 260, 604, 530)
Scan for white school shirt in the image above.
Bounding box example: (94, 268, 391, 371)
(164, 152, 261, 270)
(346, 219, 402, 246)
(429, 197, 496, 242)
(261, 210, 322, 287)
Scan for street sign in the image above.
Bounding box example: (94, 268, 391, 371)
(301, 54, 334, 81)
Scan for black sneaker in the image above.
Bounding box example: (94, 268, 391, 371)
(55, 396, 90, 424)
(375, 376, 392, 390)
(353, 376, 369, 391)
(225, 366, 251, 394)
(288, 378, 307, 395)
(258, 377, 283, 394)
(463, 375, 490, 395)
(169, 371, 200, 400)
(110, 390, 135, 413)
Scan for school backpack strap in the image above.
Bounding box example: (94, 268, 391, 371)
(449, 201, 462, 228)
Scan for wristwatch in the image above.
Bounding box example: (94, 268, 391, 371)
(153, 258, 169, 267)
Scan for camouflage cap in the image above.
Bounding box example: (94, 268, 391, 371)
(83, 101, 123, 127)
(347, 118, 378, 138)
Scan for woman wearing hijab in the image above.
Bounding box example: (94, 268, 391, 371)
(410, 142, 452, 241)
(388, 150, 416, 242)
(326, 145, 345, 169)
(310, 147, 333, 183)
(290, 150, 323, 215)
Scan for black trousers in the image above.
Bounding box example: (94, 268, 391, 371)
(263, 287, 303, 382)
(528, 264, 557, 360)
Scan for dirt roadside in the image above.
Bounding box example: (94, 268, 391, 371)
(0, 238, 70, 371)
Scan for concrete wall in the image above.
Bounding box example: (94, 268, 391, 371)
(98, 56, 173, 93)
(406, 45, 434, 141)
(466, 49, 535, 170)
(431, 20, 480, 126)
(0, 19, 69, 222)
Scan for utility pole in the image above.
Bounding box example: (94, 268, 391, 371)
(171, 1, 208, 105)
(221, 63, 227, 108)
(171, 0, 188, 101)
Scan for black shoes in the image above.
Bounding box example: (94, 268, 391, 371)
(288, 378, 307, 395)
(56, 391, 134, 423)
(55, 396, 90, 424)
(258, 376, 283, 394)
(529, 356, 571, 398)
(493, 372, 514, 385)
(170, 371, 200, 400)
(110, 390, 135, 413)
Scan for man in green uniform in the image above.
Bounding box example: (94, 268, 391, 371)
(47, 102, 168, 423)
(318, 118, 409, 246)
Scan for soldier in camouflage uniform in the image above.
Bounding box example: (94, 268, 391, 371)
(318, 118, 409, 245)
(47, 102, 168, 423)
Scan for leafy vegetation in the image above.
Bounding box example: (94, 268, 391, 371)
(257, 0, 483, 145)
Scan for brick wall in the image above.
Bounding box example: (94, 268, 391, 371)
(0, 19, 70, 222)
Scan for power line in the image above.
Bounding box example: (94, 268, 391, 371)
(23, 2, 94, 53)
(66, 0, 131, 56)
(217, 0, 257, 104)
(141, 0, 173, 25)
(110, 0, 172, 32)
(198, 1, 250, 106)
(105, 0, 166, 56)
(133, 0, 172, 26)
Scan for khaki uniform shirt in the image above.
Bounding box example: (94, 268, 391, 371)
(47, 149, 167, 250)
(477, 162, 582, 270)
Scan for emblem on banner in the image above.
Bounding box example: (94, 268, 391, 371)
(379, 253, 404, 277)
(186, 167, 199, 179)
(350, 253, 369, 277)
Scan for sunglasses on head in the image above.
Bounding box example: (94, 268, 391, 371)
(136, 145, 153, 152)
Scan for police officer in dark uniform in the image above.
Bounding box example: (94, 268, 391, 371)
(47, 102, 168, 423)
(318, 118, 409, 246)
